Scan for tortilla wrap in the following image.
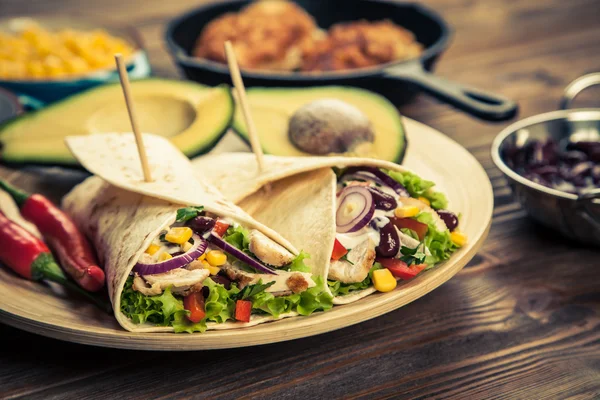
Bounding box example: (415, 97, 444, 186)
(62, 133, 305, 332)
(192, 153, 445, 304)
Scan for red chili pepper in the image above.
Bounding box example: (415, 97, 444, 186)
(235, 300, 252, 323)
(183, 292, 206, 323)
(0, 210, 111, 313)
(0, 180, 105, 292)
(331, 238, 348, 261)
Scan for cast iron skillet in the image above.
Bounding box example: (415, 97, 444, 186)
(165, 0, 518, 121)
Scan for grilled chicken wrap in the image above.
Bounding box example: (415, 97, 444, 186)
(62, 134, 332, 333)
(193, 153, 464, 304)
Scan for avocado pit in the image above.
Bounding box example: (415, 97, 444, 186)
(288, 99, 375, 155)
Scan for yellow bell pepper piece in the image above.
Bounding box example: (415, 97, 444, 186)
(450, 231, 468, 247)
(418, 197, 431, 207)
(145, 243, 160, 256)
(394, 206, 420, 219)
(158, 252, 173, 261)
(165, 227, 193, 245)
(373, 268, 397, 293)
(206, 250, 227, 266)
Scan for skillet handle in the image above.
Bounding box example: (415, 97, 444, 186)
(382, 63, 518, 121)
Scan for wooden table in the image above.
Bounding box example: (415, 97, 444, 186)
(1, 0, 599, 398)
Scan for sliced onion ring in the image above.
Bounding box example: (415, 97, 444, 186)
(342, 167, 410, 197)
(207, 233, 277, 275)
(134, 234, 207, 275)
(336, 185, 375, 233)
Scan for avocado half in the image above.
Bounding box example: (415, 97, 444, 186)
(0, 79, 234, 165)
(232, 86, 407, 163)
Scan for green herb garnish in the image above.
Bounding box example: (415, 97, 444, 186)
(236, 281, 275, 300)
(175, 206, 204, 222)
(399, 245, 426, 266)
(339, 249, 354, 265)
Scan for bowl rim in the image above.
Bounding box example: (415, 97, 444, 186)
(491, 107, 600, 201)
(164, 0, 452, 81)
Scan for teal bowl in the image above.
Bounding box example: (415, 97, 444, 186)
(0, 17, 152, 103)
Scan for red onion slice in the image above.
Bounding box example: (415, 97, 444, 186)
(336, 186, 375, 233)
(342, 167, 410, 197)
(207, 233, 277, 275)
(134, 234, 207, 275)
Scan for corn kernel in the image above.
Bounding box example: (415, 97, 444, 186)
(63, 56, 88, 75)
(43, 55, 64, 76)
(418, 197, 431, 207)
(200, 260, 220, 275)
(373, 268, 397, 292)
(394, 206, 420, 218)
(206, 250, 227, 266)
(182, 241, 193, 252)
(158, 252, 173, 261)
(26, 60, 45, 78)
(450, 231, 467, 247)
(197, 253, 206, 261)
(165, 227, 193, 245)
(145, 243, 160, 256)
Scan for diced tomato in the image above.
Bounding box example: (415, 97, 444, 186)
(331, 238, 348, 261)
(390, 217, 428, 241)
(184, 292, 206, 323)
(212, 219, 230, 237)
(235, 300, 252, 323)
(377, 258, 427, 280)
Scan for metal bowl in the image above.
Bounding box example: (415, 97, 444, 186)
(492, 73, 600, 246)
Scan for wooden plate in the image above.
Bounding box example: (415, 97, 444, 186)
(0, 117, 493, 350)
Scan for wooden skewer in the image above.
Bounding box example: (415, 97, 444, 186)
(114, 53, 152, 183)
(224, 41, 266, 174)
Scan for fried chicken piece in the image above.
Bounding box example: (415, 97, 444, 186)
(194, 0, 321, 71)
(302, 20, 423, 72)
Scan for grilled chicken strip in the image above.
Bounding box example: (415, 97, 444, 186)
(221, 264, 315, 295)
(328, 238, 376, 284)
(133, 268, 210, 296)
(248, 229, 295, 267)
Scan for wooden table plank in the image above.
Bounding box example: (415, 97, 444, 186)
(1, 0, 599, 398)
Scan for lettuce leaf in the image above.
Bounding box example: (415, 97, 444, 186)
(288, 250, 311, 272)
(120, 276, 241, 333)
(328, 263, 382, 297)
(121, 273, 332, 332)
(120, 276, 191, 328)
(203, 277, 239, 323)
(386, 170, 448, 210)
(223, 224, 251, 254)
(416, 212, 458, 266)
(250, 276, 332, 317)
